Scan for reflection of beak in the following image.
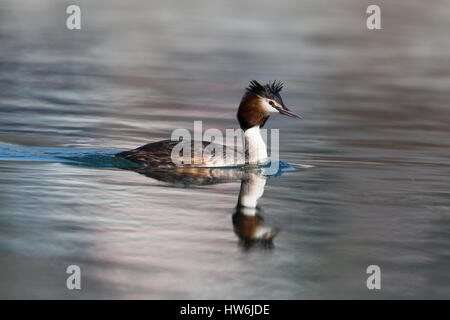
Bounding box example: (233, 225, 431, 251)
(278, 107, 302, 119)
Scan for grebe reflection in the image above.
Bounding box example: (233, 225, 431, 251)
(233, 172, 278, 249)
(130, 166, 286, 247)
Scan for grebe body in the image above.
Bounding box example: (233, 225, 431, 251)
(115, 80, 300, 168)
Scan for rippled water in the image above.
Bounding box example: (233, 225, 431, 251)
(1, 0, 450, 299)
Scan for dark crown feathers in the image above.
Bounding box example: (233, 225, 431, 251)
(246, 80, 284, 99)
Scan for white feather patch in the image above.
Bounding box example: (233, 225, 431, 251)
(260, 99, 279, 113)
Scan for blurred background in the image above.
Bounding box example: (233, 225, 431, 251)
(0, 0, 450, 298)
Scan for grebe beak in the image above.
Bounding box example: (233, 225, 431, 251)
(278, 107, 302, 119)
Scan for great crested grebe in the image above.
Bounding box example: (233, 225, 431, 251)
(115, 80, 300, 167)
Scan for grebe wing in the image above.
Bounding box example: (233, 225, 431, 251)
(115, 139, 245, 168)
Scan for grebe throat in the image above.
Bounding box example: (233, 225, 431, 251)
(244, 126, 268, 164)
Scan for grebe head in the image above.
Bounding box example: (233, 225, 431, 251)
(237, 80, 301, 130)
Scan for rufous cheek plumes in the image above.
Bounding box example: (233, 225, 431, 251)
(237, 93, 269, 131)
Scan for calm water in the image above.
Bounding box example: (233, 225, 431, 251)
(1, 0, 450, 299)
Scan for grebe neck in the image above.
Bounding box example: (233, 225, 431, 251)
(244, 126, 268, 164)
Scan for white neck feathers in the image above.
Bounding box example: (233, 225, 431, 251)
(244, 126, 268, 164)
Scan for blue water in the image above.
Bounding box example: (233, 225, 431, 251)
(0, 143, 296, 175)
(0, 144, 139, 167)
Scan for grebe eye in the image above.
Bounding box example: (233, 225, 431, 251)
(269, 101, 274, 106)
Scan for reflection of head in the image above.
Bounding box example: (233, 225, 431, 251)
(233, 173, 278, 247)
(232, 213, 278, 246)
